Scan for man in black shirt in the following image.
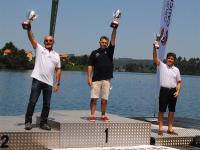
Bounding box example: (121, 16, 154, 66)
(88, 27, 118, 122)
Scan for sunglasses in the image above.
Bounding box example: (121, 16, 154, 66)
(45, 39, 53, 42)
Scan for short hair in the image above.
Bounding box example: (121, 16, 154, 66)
(166, 52, 176, 60)
(100, 36, 109, 42)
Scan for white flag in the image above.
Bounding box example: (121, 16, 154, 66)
(158, 0, 175, 61)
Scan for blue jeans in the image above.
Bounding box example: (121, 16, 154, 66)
(25, 78, 52, 125)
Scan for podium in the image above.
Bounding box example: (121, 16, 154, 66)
(0, 110, 151, 149)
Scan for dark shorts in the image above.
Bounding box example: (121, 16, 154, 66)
(159, 87, 177, 112)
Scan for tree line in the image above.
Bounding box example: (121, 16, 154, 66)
(0, 42, 34, 69)
(0, 42, 200, 75)
(118, 57, 200, 75)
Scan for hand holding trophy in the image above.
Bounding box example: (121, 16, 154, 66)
(22, 10, 38, 30)
(110, 9, 121, 28)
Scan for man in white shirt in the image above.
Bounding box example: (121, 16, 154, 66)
(153, 41, 181, 136)
(22, 19, 61, 130)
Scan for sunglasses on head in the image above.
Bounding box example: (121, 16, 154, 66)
(45, 39, 53, 42)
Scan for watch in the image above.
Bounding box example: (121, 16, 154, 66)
(56, 81, 60, 86)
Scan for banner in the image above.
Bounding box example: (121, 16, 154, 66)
(158, 0, 175, 60)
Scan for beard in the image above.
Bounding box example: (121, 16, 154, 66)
(45, 45, 53, 51)
(47, 47, 52, 51)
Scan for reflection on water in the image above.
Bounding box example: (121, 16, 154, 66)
(0, 70, 200, 119)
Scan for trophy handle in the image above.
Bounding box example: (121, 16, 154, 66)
(29, 14, 36, 21)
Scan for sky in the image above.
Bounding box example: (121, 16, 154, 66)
(0, 0, 200, 59)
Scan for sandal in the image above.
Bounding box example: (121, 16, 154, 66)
(167, 130, 178, 135)
(158, 130, 163, 136)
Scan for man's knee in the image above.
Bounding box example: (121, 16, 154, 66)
(91, 98, 98, 104)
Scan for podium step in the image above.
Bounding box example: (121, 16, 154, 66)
(151, 125, 200, 147)
(37, 110, 151, 148)
(0, 115, 59, 150)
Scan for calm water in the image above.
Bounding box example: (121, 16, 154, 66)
(0, 70, 199, 119)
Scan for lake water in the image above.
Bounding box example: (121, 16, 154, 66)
(0, 70, 199, 119)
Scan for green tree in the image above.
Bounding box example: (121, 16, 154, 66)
(0, 42, 34, 69)
(1, 42, 18, 53)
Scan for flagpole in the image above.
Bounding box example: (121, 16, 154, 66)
(50, 0, 59, 37)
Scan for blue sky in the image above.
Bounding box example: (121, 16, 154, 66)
(0, 0, 200, 59)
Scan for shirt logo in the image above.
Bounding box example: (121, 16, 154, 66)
(96, 53, 100, 57)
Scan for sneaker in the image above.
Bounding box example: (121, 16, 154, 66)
(25, 122, 32, 130)
(89, 115, 96, 122)
(101, 116, 109, 122)
(40, 124, 51, 130)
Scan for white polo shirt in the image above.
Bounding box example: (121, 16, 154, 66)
(31, 43, 61, 86)
(158, 61, 181, 88)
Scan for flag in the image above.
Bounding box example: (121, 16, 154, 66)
(158, 0, 175, 60)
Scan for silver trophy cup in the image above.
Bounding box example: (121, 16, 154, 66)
(154, 33, 161, 49)
(110, 9, 121, 28)
(22, 10, 38, 30)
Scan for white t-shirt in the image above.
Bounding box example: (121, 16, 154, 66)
(31, 43, 61, 86)
(158, 61, 181, 88)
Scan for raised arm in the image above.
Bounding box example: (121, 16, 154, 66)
(153, 41, 160, 66)
(23, 20, 37, 49)
(110, 28, 117, 46)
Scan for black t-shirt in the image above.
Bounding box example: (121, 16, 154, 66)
(88, 43, 115, 81)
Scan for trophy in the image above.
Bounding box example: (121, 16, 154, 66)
(110, 9, 121, 28)
(22, 10, 38, 30)
(154, 33, 161, 49)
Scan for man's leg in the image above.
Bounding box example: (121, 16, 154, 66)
(90, 98, 98, 116)
(101, 99, 107, 116)
(168, 112, 174, 132)
(90, 81, 100, 121)
(101, 80, 110, 121)
(40, 83, 52, 126)
(168, 88, 177, 133)
(25, 79, 41, 124)
(158, 112, 164, 132)
(158, 87, 168, 135)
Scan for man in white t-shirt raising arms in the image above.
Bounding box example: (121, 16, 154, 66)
(22, 19, 61, 130)
(153, 41, 181, 136)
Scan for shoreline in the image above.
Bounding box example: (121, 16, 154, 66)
(1, 69, 200, 77)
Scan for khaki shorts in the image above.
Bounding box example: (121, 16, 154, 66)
(91, 80, 111, 100)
